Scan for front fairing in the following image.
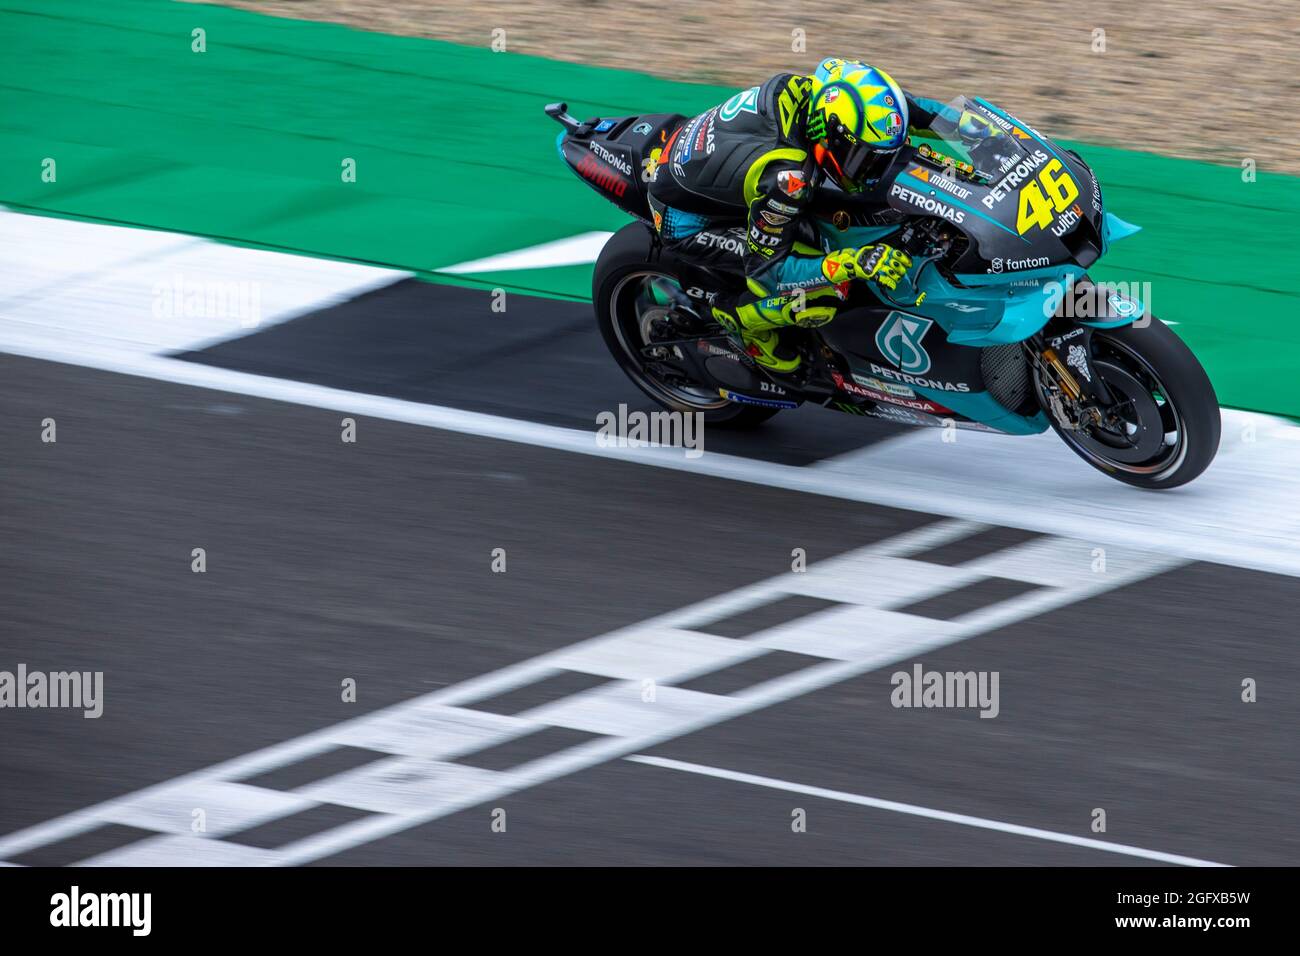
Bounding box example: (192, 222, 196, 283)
(886, 97, 1107, 276)
(825, 96, 1140, 345)
(877, 261, 1083, 345)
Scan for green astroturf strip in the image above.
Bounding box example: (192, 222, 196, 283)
(1, 0, 1298, 414)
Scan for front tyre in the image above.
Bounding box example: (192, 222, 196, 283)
(593, 223, 781, 428)
(1036, 318, 1220, 489)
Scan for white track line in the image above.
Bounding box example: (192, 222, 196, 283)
(0, 209, 406, 355)
(0, 211, 1270, 867)
(0, 523, 1182, 865)
(439, 231, 613, 274)
(3, 209, 1299, 577)
(627, 756, 1229, 867)
(3, 334, 1296, 578)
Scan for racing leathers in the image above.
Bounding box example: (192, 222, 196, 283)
(646, 72, 941, 371)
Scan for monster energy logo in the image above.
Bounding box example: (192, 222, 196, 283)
(806, 111, 827, 141)
(875, 312, 934, 376)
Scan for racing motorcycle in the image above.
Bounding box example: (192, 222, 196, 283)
(545, 94, 1220, 488)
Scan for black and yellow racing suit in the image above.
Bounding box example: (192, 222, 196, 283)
(646, 72, 941, 329)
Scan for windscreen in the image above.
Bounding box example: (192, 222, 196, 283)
(909, 96, 1038, 184)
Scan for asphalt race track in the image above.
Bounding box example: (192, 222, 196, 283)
(177, 279, 908, 465)
(2, 269, 1299, 867)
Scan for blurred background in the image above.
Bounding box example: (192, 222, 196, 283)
(212, 0, 1300, 172)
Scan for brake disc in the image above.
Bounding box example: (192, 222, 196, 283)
(1072, 359, 1165, 463)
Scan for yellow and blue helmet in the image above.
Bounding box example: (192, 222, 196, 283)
(806, 58, 908, 189)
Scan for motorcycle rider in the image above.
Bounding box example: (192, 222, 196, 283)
(647, 57, 947, 372)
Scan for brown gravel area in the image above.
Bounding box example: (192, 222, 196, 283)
(198, 0, 1300, 174)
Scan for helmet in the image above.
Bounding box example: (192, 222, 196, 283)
(806, 58, 908, 190)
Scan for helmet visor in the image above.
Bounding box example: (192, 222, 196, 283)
(839, 140, 899, 184)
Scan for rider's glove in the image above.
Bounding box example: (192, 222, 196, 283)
(821, 244, 912, 290)
(854, 244, 912, 290)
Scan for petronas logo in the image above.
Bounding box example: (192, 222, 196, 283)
(719, 86, 760, 122)
(875, 312, 934, 375)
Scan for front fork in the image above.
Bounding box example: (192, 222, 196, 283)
(1027, 324, 1116, 431)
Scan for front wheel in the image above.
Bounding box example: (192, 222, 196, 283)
(1035, 319, 1220, 489)
(593, 223, 781, 428)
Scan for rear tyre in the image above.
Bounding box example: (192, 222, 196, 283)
(1036, 318, 1220, 489)
(593, 223, 781, 428)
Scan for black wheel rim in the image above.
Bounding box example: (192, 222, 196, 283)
(608, 271, 729, 411)
(1039, 331, 1188, 479)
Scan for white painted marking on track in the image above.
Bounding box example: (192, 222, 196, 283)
(626, 756, 1230, 867)
(0, 521, 1184, 866)
(0, 209, 407, 355)
(811, 412, 1300, 576)
(3, 326, 1295, 578)
(439, 231, 614, 274)
(2, 209, 1299, 578)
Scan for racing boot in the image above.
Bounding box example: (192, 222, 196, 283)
(712, 287, 840, 373)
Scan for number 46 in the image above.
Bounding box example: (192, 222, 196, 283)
(1016, 159, 1078, 234)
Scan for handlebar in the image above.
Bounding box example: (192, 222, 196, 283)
(543, 102, 584, 132)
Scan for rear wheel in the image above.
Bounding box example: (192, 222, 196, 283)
(593, 223, 781, 428)
(1035, 318, 1220, 488)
